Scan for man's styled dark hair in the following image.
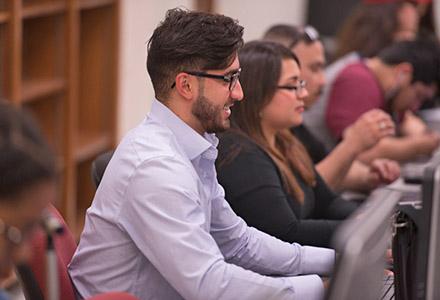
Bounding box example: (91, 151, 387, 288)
(263, 24, 320, 50)
(378, 39, 440, 85)
(0, 101, 56, 199)
(146, 8, 244, 101)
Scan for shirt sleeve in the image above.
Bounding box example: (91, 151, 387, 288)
(210, 182, 334, 276)
(118, 155, 334, 300)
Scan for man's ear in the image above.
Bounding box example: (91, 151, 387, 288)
(395, 62, 413, 85)
(174, 73, 195, 100)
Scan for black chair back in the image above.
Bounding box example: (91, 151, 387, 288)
(91, 150, 114, 188)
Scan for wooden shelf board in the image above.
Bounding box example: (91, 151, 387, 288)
(0, 11, 9, 23)
(56, 155, 65, 172)
(22, 2, 66, 19)
(75, 133, 111, 162)
(79, 0, 115, 10)
(21, 78, 66, 103)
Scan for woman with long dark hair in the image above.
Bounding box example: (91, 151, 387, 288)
(216, 41, 358, 248)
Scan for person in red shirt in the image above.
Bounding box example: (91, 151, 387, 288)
(326, 39, 440, 163)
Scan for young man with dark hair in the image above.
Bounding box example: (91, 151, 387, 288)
(326, 39, 440, 163)
(69, 8, 334, 300)
(263, 24, 400, 193)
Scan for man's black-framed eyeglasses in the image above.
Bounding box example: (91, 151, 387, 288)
(277, 79, 307, 97)
(171, 68, 241, 91)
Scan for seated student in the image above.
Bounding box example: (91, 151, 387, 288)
(0, 101, 57, 299)
(216, 41, 358, 248)
(263, 24, 400, 193)
(303, 0, 420, 150)
(69, 8, 334, 300)
(335, 0, 419, 61)
(326, 39, 440, 163)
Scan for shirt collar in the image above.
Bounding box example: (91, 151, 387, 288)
(149, 99, 218, 161)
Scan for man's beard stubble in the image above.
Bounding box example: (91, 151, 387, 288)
(192, 94, 230, 134)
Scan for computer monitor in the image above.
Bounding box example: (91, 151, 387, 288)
(326, 188, 401, 300)
(410, 162, 440, 300)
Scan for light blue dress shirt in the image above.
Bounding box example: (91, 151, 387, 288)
(68, 99, 335, 300)
(0, 290, 9, 300)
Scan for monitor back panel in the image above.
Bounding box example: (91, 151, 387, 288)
(326, 188, 401, 300)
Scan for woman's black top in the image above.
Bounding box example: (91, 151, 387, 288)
(291, 124, 328, 164)
(216, 131, 358, 248)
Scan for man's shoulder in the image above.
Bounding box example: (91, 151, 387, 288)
(120, 119, 185, 163)
(103, 120, 195, 192)
(337, 62, 371, 80)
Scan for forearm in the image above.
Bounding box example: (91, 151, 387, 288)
(316, 139, 362, 191)
(339, 160, 373, 192)
(225, 226, 335, 276)
(357, 136, 435, 164)
(124, 191, 332, 300)
(213, 188, 335, 276)
(189, 258, 327, 300)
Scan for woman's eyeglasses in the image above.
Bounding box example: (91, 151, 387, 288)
(277, 80, 307, 97)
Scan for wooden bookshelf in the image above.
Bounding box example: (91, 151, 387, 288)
(2, 0, 119, 237)
(21, 77, 65, 102)
(0, 11, 9, 23)
(0, 24, 8, 98)
(22, 1, 66, 19)
(75, 133, 111, 162)
(196, 0, 214, 12)
(79, 0, 114, 10)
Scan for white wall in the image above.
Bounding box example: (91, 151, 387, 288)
(215, 0, 307, 42)
(118, 0, 306, 139)
(118, 0, 194, 139)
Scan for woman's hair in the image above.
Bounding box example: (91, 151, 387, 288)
(229, 41, 315, 203)
(0, 101, 56, 199)
(334, 2, 404, 60)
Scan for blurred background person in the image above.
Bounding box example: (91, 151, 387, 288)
(326, 39, 440, 163)
(335, 0, 419, 60)
(0, 101, 57, 299)
(216, 41, 358, 248)
(304, 0, 421, 151)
